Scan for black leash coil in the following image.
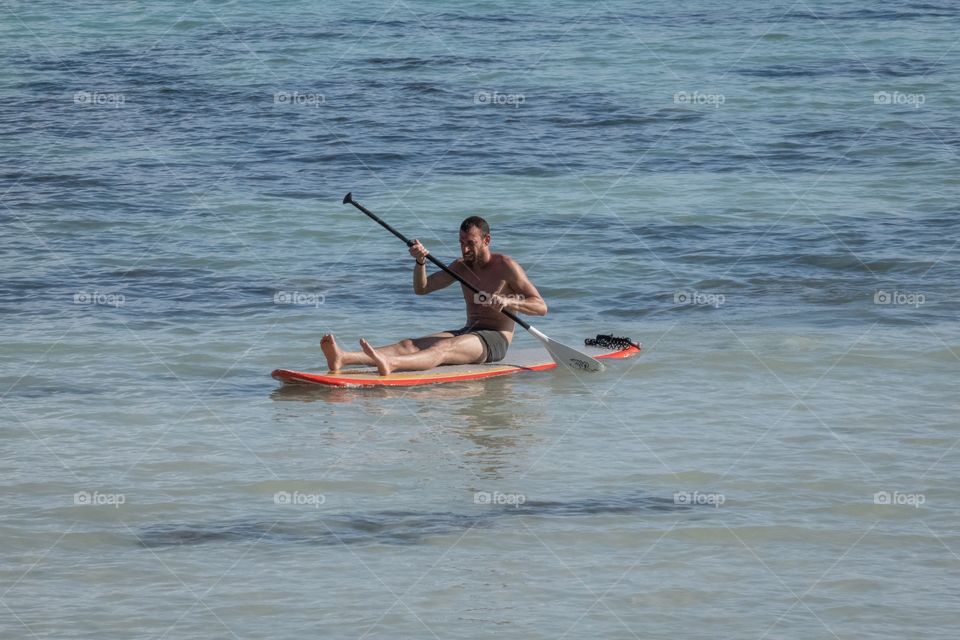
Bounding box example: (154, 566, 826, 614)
(584, 334, 639, 350)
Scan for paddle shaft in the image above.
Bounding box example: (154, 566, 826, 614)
(342, 193, 532, 330)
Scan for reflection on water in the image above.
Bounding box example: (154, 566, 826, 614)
(271, 375, 548, 480)
(445, 376, 546, 479)
(138, 491, 693, 548)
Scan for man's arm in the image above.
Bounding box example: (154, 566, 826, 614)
(410, 240, 457, 295)
(492, 258, 548, 316)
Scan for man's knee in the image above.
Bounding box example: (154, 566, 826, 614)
(400, 338, 416, 353)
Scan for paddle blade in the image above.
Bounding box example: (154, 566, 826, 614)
(528, 327, 605, 373)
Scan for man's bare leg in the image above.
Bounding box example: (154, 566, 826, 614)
(320, 333, 453, 372)
(358, 335, 485, 376)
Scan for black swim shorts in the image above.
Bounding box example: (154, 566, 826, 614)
(446, 327, 509, 363)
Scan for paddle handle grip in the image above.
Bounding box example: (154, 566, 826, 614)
(342, 192, 532, 330)
(342, 192, 413, 246)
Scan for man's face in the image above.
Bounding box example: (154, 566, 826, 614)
(459, 226, 488, 264)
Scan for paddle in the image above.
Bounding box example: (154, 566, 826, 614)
(342, 192, 604, 373)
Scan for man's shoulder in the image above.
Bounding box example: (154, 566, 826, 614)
(491, 253, 520, 269)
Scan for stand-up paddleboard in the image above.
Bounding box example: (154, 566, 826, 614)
(272, 335, 640, 388)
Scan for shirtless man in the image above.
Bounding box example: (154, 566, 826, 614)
(320, 216, 548, 376)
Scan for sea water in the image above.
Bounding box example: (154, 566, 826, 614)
(1, 1, 958, 638)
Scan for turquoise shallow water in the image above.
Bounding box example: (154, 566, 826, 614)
(2, 1, 959, 638)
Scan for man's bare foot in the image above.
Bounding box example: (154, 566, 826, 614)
(320, 334, 343, 372)
(359, 338, 392, 376)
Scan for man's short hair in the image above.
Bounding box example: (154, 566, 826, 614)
(460, 216, 490, 236)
